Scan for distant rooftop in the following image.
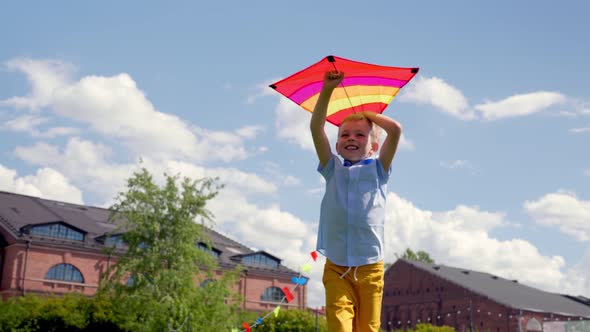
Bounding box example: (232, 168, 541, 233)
(0, 190, 298, 277)
(399, 259, 590, 318)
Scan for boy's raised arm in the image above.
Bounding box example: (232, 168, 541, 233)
(310, 71, 344, 168)
(362, 111, 402, 171)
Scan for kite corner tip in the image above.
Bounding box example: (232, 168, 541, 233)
(411, 67, 420, 74)
(326, 55, 336, 62)
(269, 84, 277, 90)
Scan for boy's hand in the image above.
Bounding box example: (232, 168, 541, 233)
(322, 70, 344, 90)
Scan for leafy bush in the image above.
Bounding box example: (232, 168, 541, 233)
(235, 309, 328, 332)
(388, 323, 455, 332)
(0, 293, 123, 332)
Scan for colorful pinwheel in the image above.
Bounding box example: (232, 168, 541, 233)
(270, 55, 419, 126)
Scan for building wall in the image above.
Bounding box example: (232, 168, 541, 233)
(197, 269, 306, 312)
(0, 239, 305, 311)
(382, 261, 515, 332)
(240, 273, 306, 311)
(1, 242, 110, 298)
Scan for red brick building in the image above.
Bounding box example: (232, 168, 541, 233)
(382, 259, 590, 332)
(0, 190, 306, 311)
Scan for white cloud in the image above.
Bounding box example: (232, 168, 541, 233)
(209, 189, 590, 308)
(282, 175, 300, 186)
(246, 80, 280, 104)
(399, 75, 573, 122)
(384, 192, 570, 293)
(570, 127, 590, 134)
(275, 98, 320, 151)
(399, 76, 474, 120)
(14, 137, 279, 205)
(440, 159, 472, 170)
(0, 164, 83, 204)
(1, 58, 73, 110)
(159, 160, 277, 194)
(235, 125, 264, 139)
(524, 191, 590, 241)
(562, 249, 590, 297)
(1, 57, 254, 163)
(398, 134, 415, 151)
(207, 187, 326, 307)
(15, 138, 134, 203)
(14, 141, 63, 165)
(439, 159, 479, 175)
(3, 115, 47, 131)
(474, 92, 566, 121)
(260, 161, 301, 187)
(2, 115, 80, 138)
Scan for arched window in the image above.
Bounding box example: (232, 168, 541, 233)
(200, 279, 215, 288)
(45, 263, 84, 283)
(261, 286, 285, 302)
(31, 223, 84, 241)
(526, 318, 543, 331)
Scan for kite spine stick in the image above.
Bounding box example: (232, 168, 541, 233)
(330, 62, 359, 114)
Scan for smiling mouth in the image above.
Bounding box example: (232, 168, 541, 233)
(345, 146, 358, 150)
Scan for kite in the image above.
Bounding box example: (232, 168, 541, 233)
(269, 55, 419, 126)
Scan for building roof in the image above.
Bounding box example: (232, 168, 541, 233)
(203, 227, 299, 278)
(397, 259, 590, 318)
(0, 190, 298, 278)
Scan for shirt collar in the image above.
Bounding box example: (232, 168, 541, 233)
(343, 158, 374, 167)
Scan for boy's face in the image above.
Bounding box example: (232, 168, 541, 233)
(336, 119, 379, 163)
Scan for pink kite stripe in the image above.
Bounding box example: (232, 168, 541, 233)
(289, 77, 408, 104)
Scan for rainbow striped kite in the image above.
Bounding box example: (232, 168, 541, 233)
(269, 55, 419, 126)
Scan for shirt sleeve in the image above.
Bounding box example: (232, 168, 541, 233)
(376, 159, 391, 183)
(317, 154, 336, 180)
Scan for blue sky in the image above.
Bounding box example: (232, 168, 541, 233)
(1, 1, 589, 308)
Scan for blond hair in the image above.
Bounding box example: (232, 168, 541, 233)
(340, 113, 382, 143)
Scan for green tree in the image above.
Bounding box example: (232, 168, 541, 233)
(388, 323, 455, 332)
(247, 309, 328, 332)
(399, 248, 435, 264)
(98, 168, 241, 332)
(0, 293, 123, 332)
(414, 323, 455, 331)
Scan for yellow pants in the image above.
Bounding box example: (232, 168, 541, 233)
(322, 259, 384, 332)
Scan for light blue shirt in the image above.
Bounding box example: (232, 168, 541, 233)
(316, 154, 390, 267)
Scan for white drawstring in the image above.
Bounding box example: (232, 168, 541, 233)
(339, 266, 352, 279)
(339, 266, 359, 282)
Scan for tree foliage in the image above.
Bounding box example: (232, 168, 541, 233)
(399, 248, 435, 264)
(414, 323, 455, 331)
(389, 323, 455, 332)
(247, 309, 328, 332)
(0, 293, 122, 332)
(98, 168, 242, 331)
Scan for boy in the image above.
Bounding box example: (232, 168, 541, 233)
(310, 70, 402, 332)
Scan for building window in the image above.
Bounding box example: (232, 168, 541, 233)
(197, 243, 221, 258)
(200, 279, 215, 288)
(31, 223, 84, 241)
(45, 263, 84, 283)
(242, 253, 279, 268)
(261, 286, 285, 302)
(105, 234, 126, 247)
(526, 318, 542, 331)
